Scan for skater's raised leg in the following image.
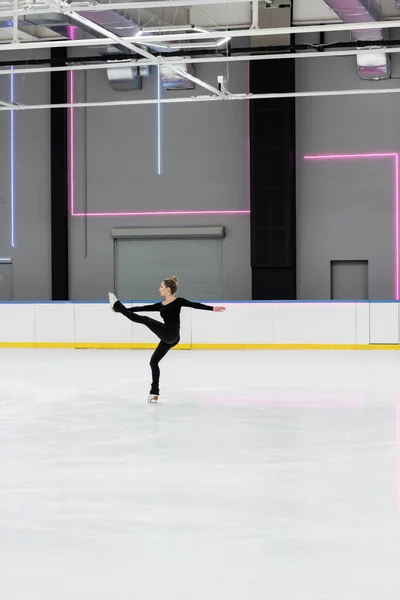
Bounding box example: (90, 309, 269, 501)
(109, 293, 177, 344)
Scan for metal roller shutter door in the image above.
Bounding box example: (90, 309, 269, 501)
(115, 237, 223, 300)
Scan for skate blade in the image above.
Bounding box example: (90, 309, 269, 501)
(147, 395, 159, 403)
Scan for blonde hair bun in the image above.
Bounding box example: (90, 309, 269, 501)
(170, 275, 179, 285)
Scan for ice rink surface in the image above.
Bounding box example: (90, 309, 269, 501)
(0, 348, 400, 600)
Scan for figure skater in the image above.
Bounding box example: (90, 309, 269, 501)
(108, 276, 225, 403)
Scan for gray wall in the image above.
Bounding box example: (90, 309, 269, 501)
(70, 62, 250, 300)
(0, 52, 51, 300)
(296, 39, 400, 300)
(7, 40, 400, 302)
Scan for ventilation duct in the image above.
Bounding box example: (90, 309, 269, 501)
(356, 51, 390, 79)
(106, 66, 142, 91)
(105, 62, 151, 90)
(251, 1, 292, 48)
(159, 62, 195, 90)
(70, 1, 140, 40)
(20, 6, 147, 89)
(321, 0, 390, 79)
(21, 4, 140, 46)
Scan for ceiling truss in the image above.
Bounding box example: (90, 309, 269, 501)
(0, 0, 400, 109)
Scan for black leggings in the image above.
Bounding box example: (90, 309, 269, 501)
(114, 300, 179, 395)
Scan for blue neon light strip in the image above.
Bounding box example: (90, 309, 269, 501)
(10, 67, 15, 248)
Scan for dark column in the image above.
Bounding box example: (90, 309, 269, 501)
(249, 59, 296, 299)
(50, 48, 69, 300)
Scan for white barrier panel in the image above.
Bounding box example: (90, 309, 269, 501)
(74, 303, 133, 345)
(272, 303, 357, 345)
(0, 304, 35, 343)
(34, 303, 75, 344)
(369, 303, 399, 344)
(0, 301, 399, 348)
(191, 303, 273, 346)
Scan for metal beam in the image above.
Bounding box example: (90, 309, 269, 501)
(1, 18, 400, 53)
(251, 0, 259, 29)
(12, 0, 18, 43)
(0, 37, 115, 51)
(0, 7, 55, 19)
(2, 44, 400, 77)
(4, 85, 400, 111)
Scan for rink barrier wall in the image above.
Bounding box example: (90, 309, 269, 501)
(1, 301, 400, 348)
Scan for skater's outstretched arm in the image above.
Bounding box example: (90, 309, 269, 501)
(127, 302, 162, 313)
(180, 298, 225, 312)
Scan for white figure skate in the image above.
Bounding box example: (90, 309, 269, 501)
(147, 394, 159, 403)
(108, 292, 118, 310)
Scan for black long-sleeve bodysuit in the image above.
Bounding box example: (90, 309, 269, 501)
(113, 297, 213, 395)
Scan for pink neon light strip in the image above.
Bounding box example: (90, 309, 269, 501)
(304, 152, 400, 300)
(396, 154, 399, 301)
(304, 153, 398, 160)
(72, 210, 250, 216)
(68, 71, 249, 218)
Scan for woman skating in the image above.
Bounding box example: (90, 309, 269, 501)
(109, 276, 225, 402)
